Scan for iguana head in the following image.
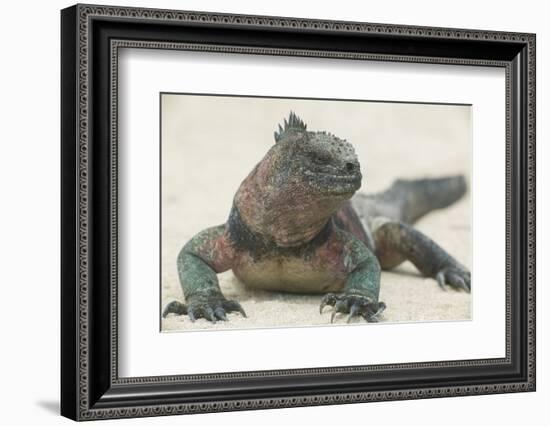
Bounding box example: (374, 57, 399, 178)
(272, 112, 362, 197)
(234, 112, 362, 247)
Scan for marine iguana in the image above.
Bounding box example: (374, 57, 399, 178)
(163, 112, 471, 324)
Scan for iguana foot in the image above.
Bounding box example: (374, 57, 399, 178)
(162, 298, 246, 323)
(435, 265, 471, 292)
(320, 293, 386, 323)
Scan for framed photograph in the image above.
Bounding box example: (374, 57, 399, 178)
(61, 4, 536, 421)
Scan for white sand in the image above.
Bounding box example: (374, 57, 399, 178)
(160, 95, 471, 331)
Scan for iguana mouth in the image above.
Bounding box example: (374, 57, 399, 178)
(304, 170, 362, 194)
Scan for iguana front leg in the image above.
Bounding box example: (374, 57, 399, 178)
(373, 219, 471, 291)
(162, 225, 246, 322)
(320, 233, 385, 323)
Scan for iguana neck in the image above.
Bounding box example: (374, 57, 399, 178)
(234, 153, 343, 247)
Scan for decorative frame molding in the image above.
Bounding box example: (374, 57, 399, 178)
(61, 3, 535, 421)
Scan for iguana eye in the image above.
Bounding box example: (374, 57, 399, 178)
(312, 154, 331, 165)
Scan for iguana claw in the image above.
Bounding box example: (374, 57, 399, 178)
(162, 300, 187, 318)
(320, 293, 385, 323)
(435, 266, 471, 292)
(223, 300, 247, 318)
(214, 307, 228, 321)
(319, 293, 338, 314)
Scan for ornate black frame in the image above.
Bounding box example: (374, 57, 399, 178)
(60, 3, 536, 421)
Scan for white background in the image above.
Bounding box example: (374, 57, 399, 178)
(119, 50, 504, 377)
(0, 0, 546, 425)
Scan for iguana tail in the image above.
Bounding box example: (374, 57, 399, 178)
(352, 175, 467, 225)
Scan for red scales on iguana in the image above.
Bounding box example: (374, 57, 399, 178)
(163, 112, 471, 323)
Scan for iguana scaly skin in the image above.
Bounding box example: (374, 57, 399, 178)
(163, 112, 470, 323)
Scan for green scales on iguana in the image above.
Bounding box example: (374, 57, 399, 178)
(163, 112, 471, 324)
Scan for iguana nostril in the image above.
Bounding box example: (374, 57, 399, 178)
(346, 162, 355, 172)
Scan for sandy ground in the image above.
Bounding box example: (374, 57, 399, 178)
(160, 95, 472, 331)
